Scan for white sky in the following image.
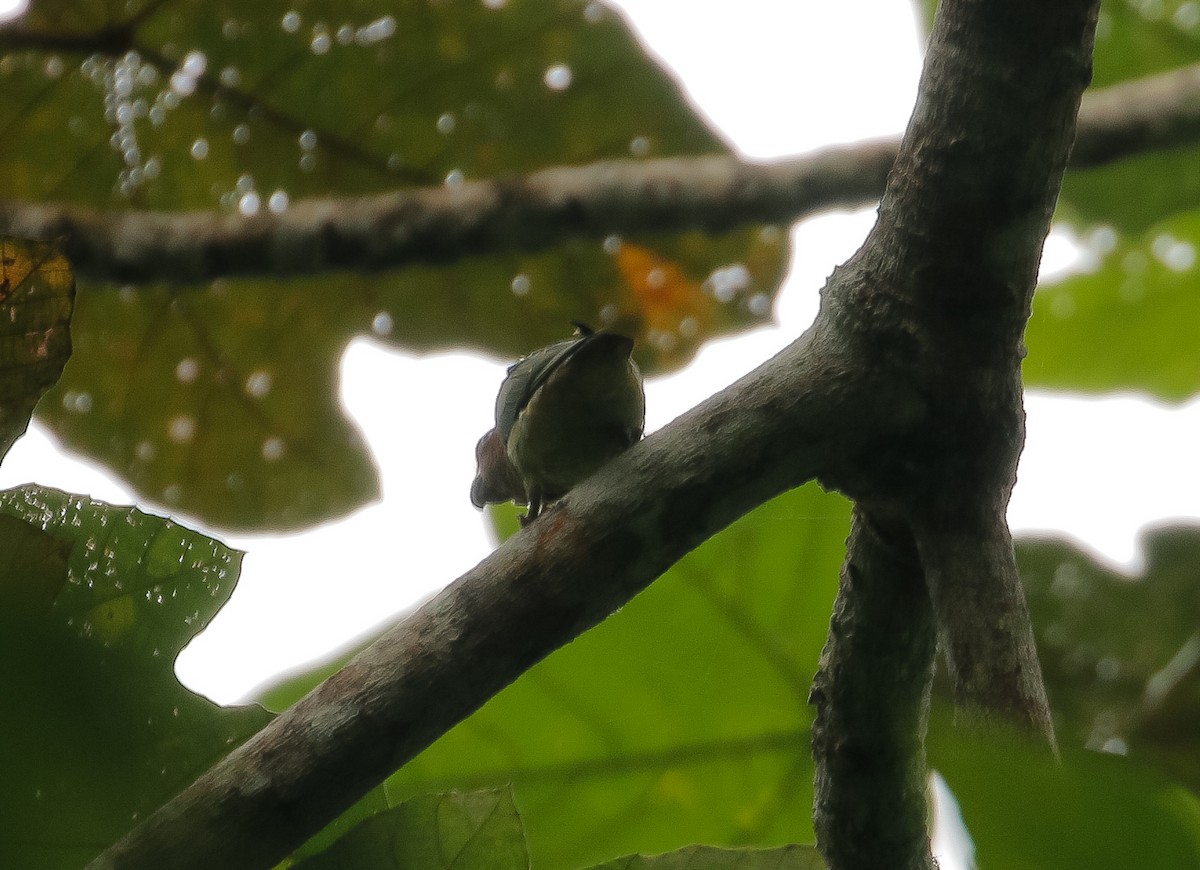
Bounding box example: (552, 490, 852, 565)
(1, 0, 1197, 714)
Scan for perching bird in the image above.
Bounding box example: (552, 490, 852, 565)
(471, 323, 645, 524)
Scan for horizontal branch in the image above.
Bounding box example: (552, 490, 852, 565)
(3, 62, 1199, 284)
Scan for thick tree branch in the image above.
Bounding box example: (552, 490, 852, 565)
(85, 322, 900, 870)
(85, 0, 1096, 865)
(0, 62, 1195, 284)
(811, 508, 937, 870)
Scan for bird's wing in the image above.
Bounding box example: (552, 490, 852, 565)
(494, 330, 603, 440)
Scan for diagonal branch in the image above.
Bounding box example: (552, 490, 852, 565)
(85, 322, 893, 870)
(84, 0, 1096, 866)
(1, 62, 1198, 285)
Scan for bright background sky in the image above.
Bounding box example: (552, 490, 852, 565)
(1, 0, 1198, 717)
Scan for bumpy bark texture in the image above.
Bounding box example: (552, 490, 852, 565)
(86, 0, 1099, 868)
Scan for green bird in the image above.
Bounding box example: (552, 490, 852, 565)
(471, 323, 646, 524)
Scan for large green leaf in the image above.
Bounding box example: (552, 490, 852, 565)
(262, 483, 852, 870)
(917, 0, 1200, 234)
(1, 0, 788, 529)
(292, 788, 529, 870)
(1059, 0, 1200, 233)
(0, 485, 272, 870)
(0, 235, 73, 461)
(259, 481, 1200, 869)
(587, 844, 826, 870)
(1018, 526, 1200, 791)
(930, 709, 1200, 870)
(1025, 210, 1200, 400)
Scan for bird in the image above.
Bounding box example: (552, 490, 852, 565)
(471, 322, 645, 525)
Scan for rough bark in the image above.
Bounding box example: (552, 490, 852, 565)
(811, 509, 937, 870)
(0, 61, 1189, 284)
(83, 0, 1100, 866)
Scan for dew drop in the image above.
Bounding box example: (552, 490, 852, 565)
(543, 63, 572, 91)
(310, 32, 332, 54)
(629, 135, 650, 157)
(244, 370, 272, 398)
(181, 50, 207, 78)
(268, 190, 289, 213)
(282, 10, 301, 32)
(238, 191, 261, 216)
(175, 358, 199, 384)
(170, 70, 197, 97)
(190, 138, 209, 159)
(219, 65, 240, 88)
(444, 168, 464, 188)
(232, 123, 250, 144)
(603, 235, 622, 255)
(371, 312, 394, 335)
(61, 391, 93, 414)
(168, 416, 196, 443)
(262, 437, 286, 461)
(299, 129, 317, 150)
(510, 273, 530, 296)
(436, 112, 456, 134)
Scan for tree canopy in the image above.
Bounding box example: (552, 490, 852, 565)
(1, 1, 1199, 869)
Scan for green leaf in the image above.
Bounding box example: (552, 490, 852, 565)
(4, 0, 789, 529)
(918, 0, 1200, 233)
(586, 844, 825, 870)
(1016, 526, 1200, 791)
(1059, 1, 1200, 233)
(0, 236, 74, 462)
(0, 485, 272, 870)
(38, 280, 379, 530)
(291, 788, 529, 870)
(1025, 210, 1200, 400)
(261, 483, 851, 870)
(930, 709, 1200, 870)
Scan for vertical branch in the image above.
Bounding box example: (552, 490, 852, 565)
(913, 511, 1057, 748)
(811, 507, 937, 870)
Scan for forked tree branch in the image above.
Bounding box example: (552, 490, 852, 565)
(0, 62, 1194, 285)
(86, 0, 1096, 866)
(811, 509, 937, 870)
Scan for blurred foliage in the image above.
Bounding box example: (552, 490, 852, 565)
(0, 0, 787, 529)
(921, 0, 1200, 403)
(1020, 526, 1200, 793)
(0, 485, 271, 870)
(260, 482, 1200, 869)
(289, 786, 828, 870)
(262, 483, 851, 869)
(2, 1, 1200, 868)
(0, 236, 74, 459)
(930, 708, 1200, 870)
(291, 788, 530, 870)
(1025, 210, 1200, 400)
(586, 844, 826, 870)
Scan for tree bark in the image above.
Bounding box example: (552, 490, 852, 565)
(84, 0, 1098, 866)
(811, 508, 937, 870)
(0, 60, 1187, 284)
